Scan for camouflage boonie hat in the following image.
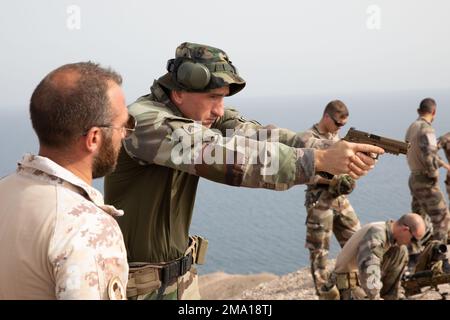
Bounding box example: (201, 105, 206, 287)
(158, 42, 246, 96)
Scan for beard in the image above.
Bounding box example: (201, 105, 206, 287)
(92, 133, 120, 179)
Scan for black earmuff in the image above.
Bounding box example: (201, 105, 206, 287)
(167, 58, 211, 90)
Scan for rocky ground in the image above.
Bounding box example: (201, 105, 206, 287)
(199, 259, 450, 300)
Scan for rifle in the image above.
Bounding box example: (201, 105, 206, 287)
(401, 244, 450, 299)
(402, 270, 450, 299)
(343, 127, 410, 157)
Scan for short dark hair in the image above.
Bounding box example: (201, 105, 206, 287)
(30, 62, 122, 148)
(418, 98, 436, 115)
(323, 100, 349, 119)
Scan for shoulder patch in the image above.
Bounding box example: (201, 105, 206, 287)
(425, 132, 437, 147)
(107, 276, 126, 300)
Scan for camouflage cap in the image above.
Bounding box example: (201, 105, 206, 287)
(158, 42, 246, 96)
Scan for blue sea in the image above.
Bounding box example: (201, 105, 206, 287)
(1, 90, 449, 275)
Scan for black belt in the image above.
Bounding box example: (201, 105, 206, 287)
(159, 252, 193, 286)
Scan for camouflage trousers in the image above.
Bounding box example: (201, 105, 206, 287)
(326, 245, 408, 300)
(409, 173, 449, 243)
(305, 193, 360, 294)
(130, 268, 200, 300)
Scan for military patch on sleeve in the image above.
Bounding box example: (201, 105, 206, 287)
(107, 276, 126, 300)
(425, 133, 437, 147)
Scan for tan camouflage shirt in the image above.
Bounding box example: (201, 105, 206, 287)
(105, 81, 333, 263)
(0, 154, 128, 299)
(298, 124, 350, 205)
(405, 117, 445, 177)
(334, 221, 395, 299)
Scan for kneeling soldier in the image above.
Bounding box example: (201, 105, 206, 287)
(320, 213, 426, 300)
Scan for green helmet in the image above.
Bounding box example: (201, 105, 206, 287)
(158, 42, 246, 96)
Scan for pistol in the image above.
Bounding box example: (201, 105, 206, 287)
(343, 127, 410, 157)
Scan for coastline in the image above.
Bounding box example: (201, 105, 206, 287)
(199, 261, 450, 300)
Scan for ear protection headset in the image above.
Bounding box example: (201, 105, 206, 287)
(166, 57, 238, 91)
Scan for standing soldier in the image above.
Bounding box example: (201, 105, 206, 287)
(0, 62, 130, 299)
(300, 100, 361, 295)
(104, 42, 384, 300)
(405, 98, 450, 246)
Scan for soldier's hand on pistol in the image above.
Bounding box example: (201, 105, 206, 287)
(315, 140, 384, 179)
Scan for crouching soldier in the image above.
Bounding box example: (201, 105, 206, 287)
(319, 213, 426, 300)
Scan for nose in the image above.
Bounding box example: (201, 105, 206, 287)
(211, 98, 225, 118)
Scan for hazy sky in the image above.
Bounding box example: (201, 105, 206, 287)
(1, 0, 450, 109)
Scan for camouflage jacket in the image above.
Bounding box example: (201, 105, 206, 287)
(104, 81, 332, 263)
(334, 221, 395, 299)
(0, 154, 128, 299)
(298, 124, 352, 208)
(405, 117, 445, 177)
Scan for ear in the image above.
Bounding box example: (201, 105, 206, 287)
(170, 90, 184, 105)
(401, 225, 409, 233)
(83, 127, 102, 153)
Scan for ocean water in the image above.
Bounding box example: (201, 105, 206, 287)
(1, 90, 449, 275)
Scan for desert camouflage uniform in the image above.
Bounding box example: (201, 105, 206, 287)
(326, 221, 408, 300)
(299, 124, 360, 294)
(104, 43, 333, 299)
(405, 118, 449, 243)
(0, 154, 128, 299)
